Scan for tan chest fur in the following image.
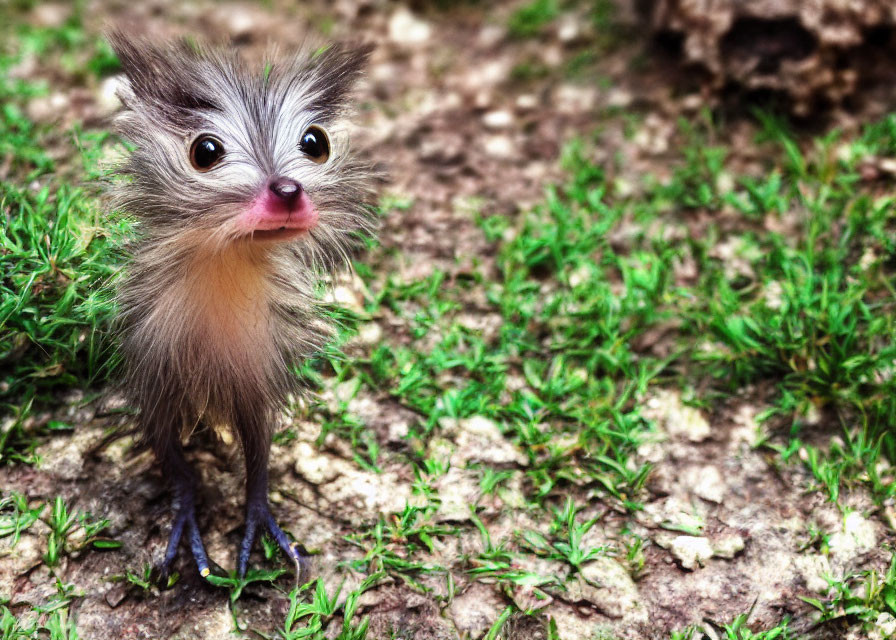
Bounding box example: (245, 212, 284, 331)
(143, 241, 276, 382)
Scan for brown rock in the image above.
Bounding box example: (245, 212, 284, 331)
(644, 0, 896, 114)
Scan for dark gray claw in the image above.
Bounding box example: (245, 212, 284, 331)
(237, 497, 310, 583)
(154, 479, 212, 584)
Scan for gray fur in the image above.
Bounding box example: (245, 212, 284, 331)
(108, 32, 375, 468)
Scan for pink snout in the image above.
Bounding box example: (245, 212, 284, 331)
(236, 178, 319, 238)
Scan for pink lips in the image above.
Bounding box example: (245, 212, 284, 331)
(236, 189, 319, 240)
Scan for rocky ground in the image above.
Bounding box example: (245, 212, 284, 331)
(2, 1, 896, 639)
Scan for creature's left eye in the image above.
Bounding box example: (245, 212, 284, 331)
(190, 135, 226, 172)
(299, 125, 330, 164)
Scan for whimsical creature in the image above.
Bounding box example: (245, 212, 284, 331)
(108, 32, 374, 581)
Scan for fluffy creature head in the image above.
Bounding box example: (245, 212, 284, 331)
(108, 31, 374, 266)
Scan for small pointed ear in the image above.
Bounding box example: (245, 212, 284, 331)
(306, 43, 374, 112)
(106, 29, 217, 119)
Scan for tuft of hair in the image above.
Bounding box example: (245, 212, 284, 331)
(106, 31, 376, 459)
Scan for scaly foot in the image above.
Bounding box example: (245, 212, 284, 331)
(154, 491, 213, 584)
(237, 497, 310, 584)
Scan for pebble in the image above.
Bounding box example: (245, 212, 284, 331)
(388, 420, 409, 443)
(448, 583, 506, 638)
(454, 415, 526, 465)
(27, 92, 69, 123)
(712, 533, 745, 558)
(554, 84, 598, 113)
(793, 553, 832, 593)
(357, 322, 383, 345)
(482, 110, 513, 129)
(557, 17, 580, 43)
(715, 171, 735, 193)
(473, 90, 493, 110)
(516, 94, 538, 110)
(104, 584, 129, 608)
(647, 390, 712, 442)
(606, 88, 633, 108)
(763, 281, 784, 310)
(681, 94, 704, 111)
(293, 441, 340, 484)
(669, 535, 713, 570)
(225, 6, 257, 39)
(829, 511, 877, 559)
(484, 135, 515, 158)
(327, 284, 364, 312)
(870, 613, 896, 640)
(478, 25, 505, 48)
(690, 465, 725, 503)
(541, 44, 564, 67)
(96, 76, 124, 116)
(577, 557, 643, 618)
(389, 8, 431, 45)
(32, 3, 69, 28)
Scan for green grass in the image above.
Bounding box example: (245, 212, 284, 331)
(294, 106, 896, 635)
(507, 0, 621, 53)
(3, 1, 896, 638)
(9, 1, 120, 81)
(519, 498, 613, 572)
(311, 109, 896, 635)
(0, 492, 117, 640)
(0, 589, 81, 640)
(325, 149, 660, 514)
(0, 182, 124, 393)
(801, 553, 896, 632)
(668, 553, 896, 639)
(0, 10, 126, 463)
(0, 11, 125, 635)
(508, 0, 560, 38)
(43, 495, 118, 566)
(0, 492, 43, 545)
(671, 614, 792, 639)
(280, 574, 383, 640)
(676, 113, 896, 501)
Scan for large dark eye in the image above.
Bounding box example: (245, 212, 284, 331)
(190, 135, 225, 172)
(299, 126, 330, 164)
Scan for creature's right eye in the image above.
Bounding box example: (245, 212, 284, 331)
(189, 135, 225, 172)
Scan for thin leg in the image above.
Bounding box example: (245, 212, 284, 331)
(154, 442, 213, 582)
(237, 441, 310, 583)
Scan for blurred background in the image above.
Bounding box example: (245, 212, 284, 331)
(2, 1, 896, 639)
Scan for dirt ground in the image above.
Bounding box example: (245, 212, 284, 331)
(2, 1, 895, 639)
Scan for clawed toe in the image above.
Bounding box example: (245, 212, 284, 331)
(154, 501, 213, 585)
(287, 541, 312, 586)
(237, 500, 310, 583)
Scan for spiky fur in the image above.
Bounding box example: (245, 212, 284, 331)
(108, 33, 375, 471)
